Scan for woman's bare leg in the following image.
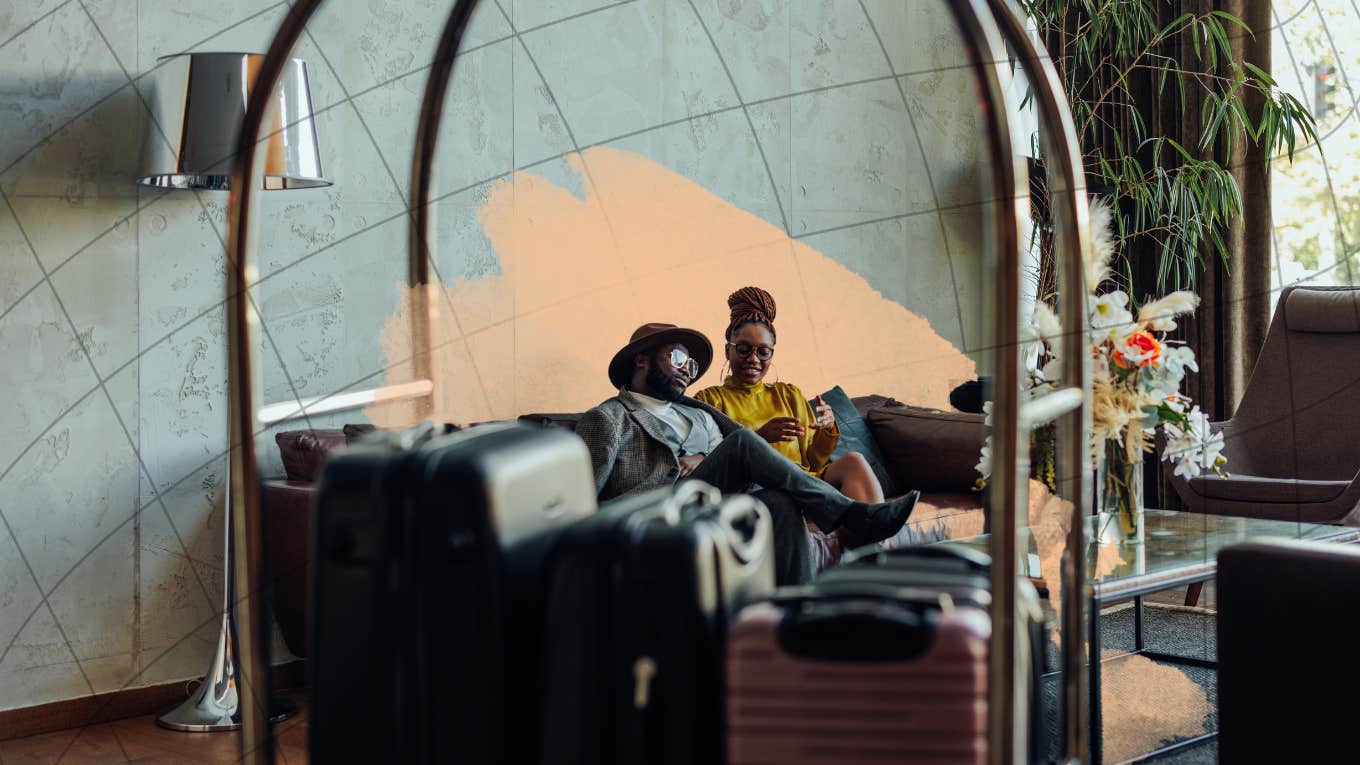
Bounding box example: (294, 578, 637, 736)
(821, 451, 884, 503)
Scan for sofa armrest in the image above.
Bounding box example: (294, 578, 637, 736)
(262, 479, 315, 659)
(274, 430, 348, 482)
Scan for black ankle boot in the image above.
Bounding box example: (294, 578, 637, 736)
(840, 490, 920, 545)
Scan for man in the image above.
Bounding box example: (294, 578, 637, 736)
(576, 323, 918, 579)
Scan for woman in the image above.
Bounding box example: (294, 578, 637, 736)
(695, 286, 885, 503)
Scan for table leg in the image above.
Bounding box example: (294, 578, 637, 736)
(1135, 595, 1144, 652)
(1184, 581, 1204, 607)
(1090, 592, 1102, 765)
(1118, 586, 1219, 761)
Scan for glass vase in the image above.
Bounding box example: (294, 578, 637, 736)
(1098, 439, 1144, 545)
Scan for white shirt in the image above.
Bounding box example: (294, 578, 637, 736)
(620, 388, 723, 455)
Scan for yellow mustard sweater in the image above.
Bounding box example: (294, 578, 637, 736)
(695, 378, 839, 476)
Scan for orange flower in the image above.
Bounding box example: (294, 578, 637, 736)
(1113, 330, 1162, 369)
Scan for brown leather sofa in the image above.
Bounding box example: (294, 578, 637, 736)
(262, 397, 989, 657)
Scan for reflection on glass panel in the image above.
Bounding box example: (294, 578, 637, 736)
(355, 2, 994, 435)
(1271, 0, 1360, 295)
(254, 0, 1029, 762)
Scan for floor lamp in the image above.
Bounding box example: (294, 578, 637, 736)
(214, 2, 443, 759)
(136, 50, 328, 731)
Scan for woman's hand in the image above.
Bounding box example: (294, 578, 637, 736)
(811, 401, 836, 431)
(757, 417, 805, 443)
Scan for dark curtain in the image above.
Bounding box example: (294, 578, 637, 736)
(1156, 0, 1274, 508)
(1178, 0, 1274, 423)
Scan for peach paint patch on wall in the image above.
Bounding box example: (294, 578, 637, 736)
(367, 147, 976, 427)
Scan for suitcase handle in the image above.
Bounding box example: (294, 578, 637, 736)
(841, 541, 992, 571)
(666, 480, 722, 525)
(717, 494, 771, 567)
(399, 420, 459, 449)
(770, 582, 990, 609)
(776, 600, 936, 661)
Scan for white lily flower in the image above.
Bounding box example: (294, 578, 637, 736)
(1089, 291, 1135, 340)
(1161, 406, 1226, 478)
(975, 441, 992, 479)
(1173, 454, 1199, 481)
(1021, 320, 1044, 370)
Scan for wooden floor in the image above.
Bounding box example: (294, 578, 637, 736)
(0, 693, 308, 764)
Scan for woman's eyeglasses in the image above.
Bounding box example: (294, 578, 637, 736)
(666, 348, 700, 378)
(730, 342, 774, 361)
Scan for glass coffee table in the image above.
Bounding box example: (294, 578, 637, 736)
(950, 508, 1360, 763)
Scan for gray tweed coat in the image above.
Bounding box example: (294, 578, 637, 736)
(576, 392, 743, 501)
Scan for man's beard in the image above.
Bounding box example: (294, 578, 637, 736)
(644, 364, 686, 402)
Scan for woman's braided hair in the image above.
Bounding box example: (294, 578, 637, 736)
(725, 286, 776, 343)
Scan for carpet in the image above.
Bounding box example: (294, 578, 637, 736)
(1040, 602, 1218, 763)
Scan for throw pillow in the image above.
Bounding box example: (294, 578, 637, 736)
(819, 385, 900, 496)
(866, 404, 984, 492)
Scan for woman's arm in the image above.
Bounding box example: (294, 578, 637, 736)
(805, 413, 840, 473)
(783, 384, 838, 472)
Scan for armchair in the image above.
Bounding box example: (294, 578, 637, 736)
(1168, 286, 1360, 524)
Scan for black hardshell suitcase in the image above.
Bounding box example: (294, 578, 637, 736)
(539, 481, 776, 765)
(308, 422, 597, 764)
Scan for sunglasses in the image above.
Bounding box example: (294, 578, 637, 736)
(664, 348, 700, 378)
(730, 342, 774, 361)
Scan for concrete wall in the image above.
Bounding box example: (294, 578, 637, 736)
(0, 0, 997, 710)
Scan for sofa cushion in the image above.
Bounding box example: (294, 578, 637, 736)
(518, 412, 585, 432)
(1188, 473, 1349, 504)
(850, 393, 903, 417)
(343, 423, 377, 443)
(1285, 288, 1360, 333)
(820, 386, 899, 496)
(275, 429, 348, 482)
(866, 404, 984, 492)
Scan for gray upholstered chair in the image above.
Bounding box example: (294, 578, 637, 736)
(1167, 285, 1360, 524)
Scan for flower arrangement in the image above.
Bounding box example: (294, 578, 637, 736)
(977, 199, 1229, 538)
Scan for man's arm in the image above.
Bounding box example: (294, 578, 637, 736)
(574, 406, 621, 497)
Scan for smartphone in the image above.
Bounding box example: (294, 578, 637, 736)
(809, 394, 826, 428)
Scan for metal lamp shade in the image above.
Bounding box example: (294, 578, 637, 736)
(138, 52, 329, 190)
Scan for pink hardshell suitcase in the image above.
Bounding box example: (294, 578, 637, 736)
(726, 544, 1042, 764)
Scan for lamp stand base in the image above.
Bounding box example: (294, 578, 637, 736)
(155, 606, 296, 732)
